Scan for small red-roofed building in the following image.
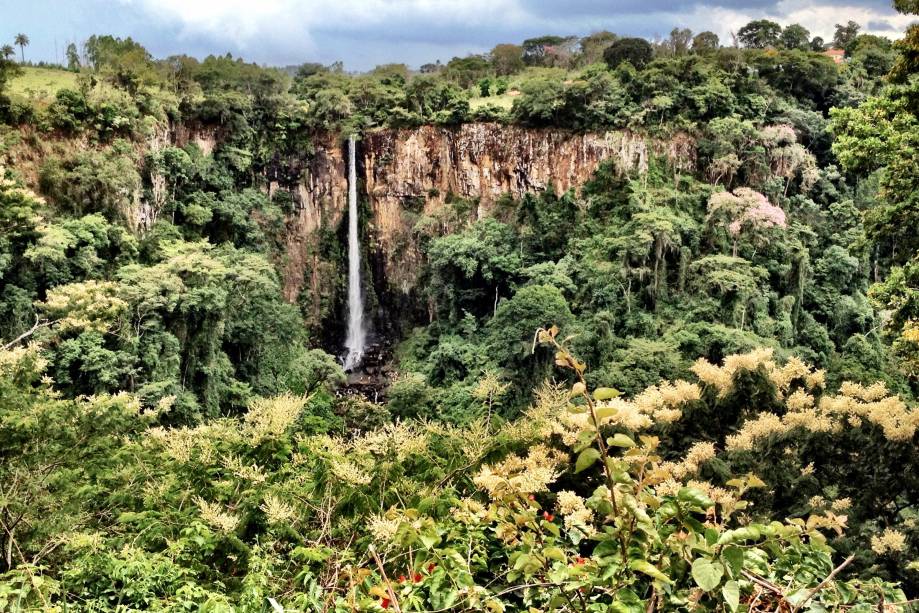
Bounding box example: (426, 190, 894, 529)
(824, 48, 846, 64)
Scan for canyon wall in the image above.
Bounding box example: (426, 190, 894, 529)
(175, 122, 695, 339)
(274, 123, 695, 329)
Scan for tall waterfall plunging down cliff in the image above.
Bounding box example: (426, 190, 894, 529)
(343, 135, 366, 371)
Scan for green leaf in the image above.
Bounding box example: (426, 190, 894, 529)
(607, 433, 636, 448)
(575, 448, 601, 473)
(419, 532, 440, 549)
(543, 546, 566, 561)
(721, 546, 744, 579)
(691, 557, 724, 592)
(629, 559, 672, 584)
(594, 405, 617, 422)
(722, 580, 740, 611)
(593, 387, 620, 401)
(678, 487, 714, 510)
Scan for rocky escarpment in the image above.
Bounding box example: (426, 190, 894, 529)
(361, 124, 694, 295)
(272, 123, 694, 336)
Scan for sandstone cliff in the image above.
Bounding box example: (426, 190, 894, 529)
(273, 123, 695, 336)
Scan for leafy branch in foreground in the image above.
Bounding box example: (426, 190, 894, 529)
(344, 327, 906, 611)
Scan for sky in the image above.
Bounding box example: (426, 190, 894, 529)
(1, 0, 914, 71)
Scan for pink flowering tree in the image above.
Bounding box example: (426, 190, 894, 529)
(707, 187, 787, 256)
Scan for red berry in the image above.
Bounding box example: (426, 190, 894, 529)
(528, 494, 535, 501)
(427, 562, 436, 573)
(397, 574, 406, 583)
(413, 572, 422, 583)
(381, 597, 391, 609)
(542, 511, 555, 522)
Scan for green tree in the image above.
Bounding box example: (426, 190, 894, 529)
(602, 37, 653, 69)
(489, 43, 525, 75)
(426, 218, 522, 322)
(692, 31, 720, 52)
(665, 27, 694, 56)
(443, 55, 492, 88)
(578, 31, 617, 65)
(65, 42, 80, 71)
(521, 35, 574, 66)
(780, 24, 811, 50)
(833, 20, 861, 51)
(13, 33, 29, 63)
(737, 19, 782, 48)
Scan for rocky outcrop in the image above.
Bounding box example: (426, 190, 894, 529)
(275, 123, 695, 331)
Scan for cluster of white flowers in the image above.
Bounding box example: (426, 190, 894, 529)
(474, 444, 565, 498)
(0, 343, 48, 380)
(195, 497, 239, 533)
(871, 528, 907, 555)
(368, 422, 430, 459)
(221, 453, 267, 484)
(244, 393, 306, 442)
(556, 490, 594, 534)
(661, 441, 717, 480)
(367, 513, 402, 542)
(260, 494, 296, 525)
(329, 458, 373, 486)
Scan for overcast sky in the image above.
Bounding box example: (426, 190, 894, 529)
(1, 0, 914, 71)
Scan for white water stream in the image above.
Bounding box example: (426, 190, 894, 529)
(343, 135, 366, 371)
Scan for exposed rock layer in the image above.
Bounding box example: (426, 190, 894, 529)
(276, 123, 695, 322)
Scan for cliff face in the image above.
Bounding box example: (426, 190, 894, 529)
(276, 123, 695, 335)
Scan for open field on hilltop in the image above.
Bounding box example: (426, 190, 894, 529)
(7, 66, 79, 102)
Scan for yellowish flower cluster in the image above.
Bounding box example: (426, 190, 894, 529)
(770, 357, 824, 393)
(244, 393, 307, 442)
(722, 368, 914, 451)
(553, 382, 701, 446)
(692, 348, 776, 396)
(839, 381, 890, 402)
(474, 444, 566, 498)
(221, 453, 267, 484)
(194, 497, 239, 533)
(805, 511, 848, 536)
(260, 494, 296, 525)
(329, 458, 373, 486)
(40, 280, 128, 333)
(451, 498, 489, 525)
(0, 343, 48, 380)
(633, 380, 702, 424)
(148, 427, 196, 463)
(831, 498, 852, 511)
(820, 389, 918, 441)
(0, 169, 46, 206)
(692, 348, 825, 400)
(556, 490, 595, 534)
(660, 442, 717, 480)
(871, 528, 907, 555)
(367, 513, 402, 542)
(65, 531, 105, 552)
(725, 413, 785, 451)
(357, 421, 429, 461)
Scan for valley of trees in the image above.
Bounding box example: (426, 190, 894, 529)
(1, 2, 919, 610)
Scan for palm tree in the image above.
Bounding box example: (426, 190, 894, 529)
(14, 33, 29, 63)
(1, 45, 15, 60)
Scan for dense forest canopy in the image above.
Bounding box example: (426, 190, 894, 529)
(2, 3, 919, 610)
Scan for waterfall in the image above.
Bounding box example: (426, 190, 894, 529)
(343, 135, 366, 371)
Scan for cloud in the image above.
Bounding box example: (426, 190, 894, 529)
(9, 0, 914, 69)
